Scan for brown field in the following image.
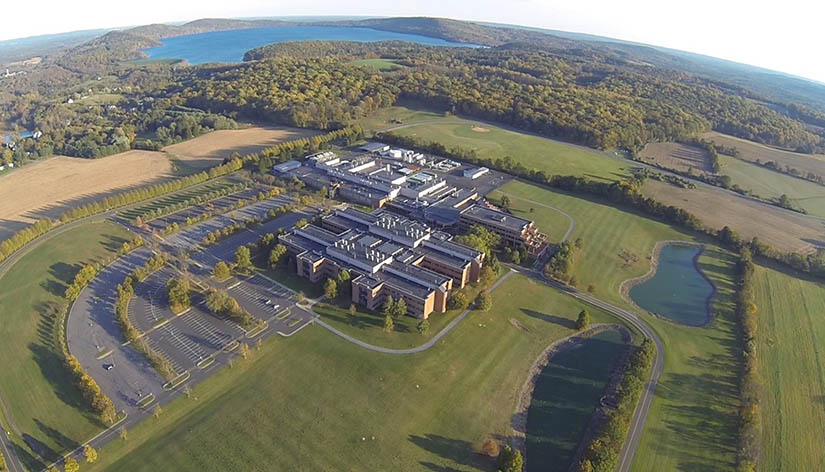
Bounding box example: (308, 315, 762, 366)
(643, 180, 825, 253)
(0, 151, 171, 239)
(637, 142, 710, 173)
(163, 126, 319, 168)
(702, 132, 825, 177)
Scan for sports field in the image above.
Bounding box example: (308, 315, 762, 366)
(491, 181, 740, 471)
(0, 222, 131, 470)
(163, 126, 319, 169)
(753, 263, 825, 471)
(0, 152, 171, 239)
(719, 154, 825, 218)
(361, 106, 630, 180)
(87, 274, 630, 471)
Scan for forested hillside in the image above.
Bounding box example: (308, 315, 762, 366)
(239, 41, 824, 152)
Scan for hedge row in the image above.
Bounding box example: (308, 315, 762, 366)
(734, 248, 761, 471)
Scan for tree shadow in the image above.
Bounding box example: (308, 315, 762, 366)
(12, 440, 46, 472)
(21, 433, 60, 465)
(35, 419, 79, 452)
(520, 309, 576, 329)
(27, 343, 88, 414)
(408, 434, 484, 470)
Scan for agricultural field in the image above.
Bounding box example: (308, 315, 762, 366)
(643, 180, 825, 254)
(702, 131, 825, 178)
(360, 105, 630, 180)
(0, 222, 131, 470)
(87, 274, 630, 471)
(753, 263, 825, 471)
(637, 142, 711, 173)
(718, 154, 825, 218)
(163, 125, 320, 169)
(491, 180, 740, 471)
(0, 152, 171, 240)
(349, 58, 402, 71)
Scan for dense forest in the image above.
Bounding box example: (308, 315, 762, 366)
(2, 17, 825, 163)
(239, 40, 824, 152)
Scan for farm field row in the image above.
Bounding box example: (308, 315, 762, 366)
(490, 180, 740, 471)
(86, 274, 629, 471)
(702, 131, 825, 178)
(0, 222, 131, 470)
(753, 263, 825, 471)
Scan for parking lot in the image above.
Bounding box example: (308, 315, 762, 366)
(225, 273, 315, 336)
(142, 304, 245, 374)
(145, 185, 268, 232)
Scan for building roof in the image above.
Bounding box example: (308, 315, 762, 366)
(460, 204, 532, 233)
(359, 142, 389, 153)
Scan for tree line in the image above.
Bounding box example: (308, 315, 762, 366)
(734, 248, 761, 472)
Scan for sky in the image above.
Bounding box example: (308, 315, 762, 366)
(1, 0, 823, 83)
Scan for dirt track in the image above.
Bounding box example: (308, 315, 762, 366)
(0, 151, 171, 238)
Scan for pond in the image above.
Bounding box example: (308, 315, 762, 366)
(525, 329, 626, 472)
(142, 26, 478, 64)
(628, 244, 714, 326)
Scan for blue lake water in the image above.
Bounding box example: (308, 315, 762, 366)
(143, 26, 478, 64)
(629, 244, 714, 326)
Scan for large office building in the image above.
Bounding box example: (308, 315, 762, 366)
(279, 208, 485, 319)
(458, 204, 546, 254)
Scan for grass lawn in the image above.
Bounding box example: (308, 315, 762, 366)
(526, 328, 628, 472)
(349, 58, 402, 71)
(360, 105, 630, 181)
(752, 263, 825, 471)
(719, 154, 825, 218)
(87, 274, 631, 471)
(486, 192, 572, 244)
(0, 221, 131, 469)
(492, 180, 741, 471)
(311, 275, 494, 349)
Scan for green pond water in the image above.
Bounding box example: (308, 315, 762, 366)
(525, 329, 626, 472)
(629, 244, 714, 326)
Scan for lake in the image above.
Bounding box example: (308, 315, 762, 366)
(629, 244, 714, 326)
(525, 329, 626, 472)
(143, 26, 477, 64)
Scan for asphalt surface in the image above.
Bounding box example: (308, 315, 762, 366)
(54, 196, 317, 470)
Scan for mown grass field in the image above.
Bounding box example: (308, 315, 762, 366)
(87, 274, 630, 471)
(0, 221, 131, 469)
(360, 106, 630, 180)
(349, 58, 402, 71)
(526, 328, 628, 472)
(752, 263, 825, 471)
(719, 154, 825, 218)
(491, 180, 740, 471)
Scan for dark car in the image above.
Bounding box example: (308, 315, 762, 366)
(103, 363, 114, 371)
